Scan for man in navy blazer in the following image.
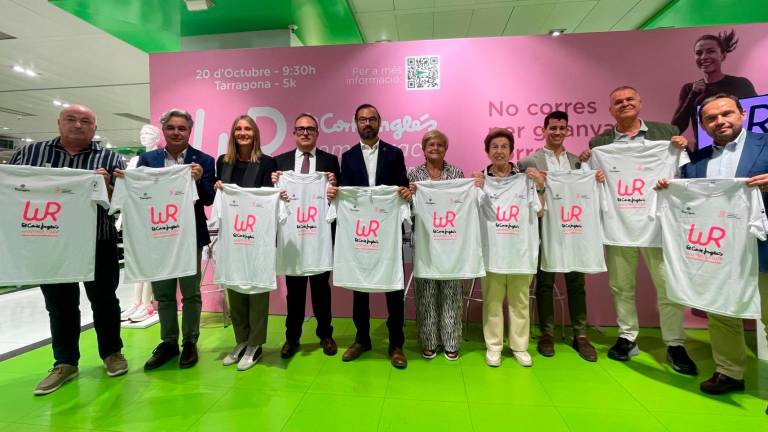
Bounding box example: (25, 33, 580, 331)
(272, 113, 341, 359)
(660, 94, 768, 396)
(136, 109, 215, 371)
(331, 103, 411, 369)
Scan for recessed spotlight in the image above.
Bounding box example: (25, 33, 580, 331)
(12, 65, 24, 73)
(549, 29, 565, 37)
(2, 127, 9, 130)
(24, 69, 38, 77)
(53, 100, 62, 106)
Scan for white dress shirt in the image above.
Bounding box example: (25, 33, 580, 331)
(163, 148, 187, 167)
(294, 147, 317, 173)
(360, 140, 380, 187)
(706, 129, 746, 178)
(543, 147, 572, 172)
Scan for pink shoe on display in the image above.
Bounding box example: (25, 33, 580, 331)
(120, 304, 140, 321)
(129, 304, 155, 322)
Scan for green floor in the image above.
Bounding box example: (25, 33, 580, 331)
(1, 316, 767, 432)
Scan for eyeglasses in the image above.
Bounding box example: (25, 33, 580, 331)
(356, 116, 379, 125)
(294, 126, 318, 135)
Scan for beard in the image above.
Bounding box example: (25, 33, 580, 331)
(357, 125, 379, 141)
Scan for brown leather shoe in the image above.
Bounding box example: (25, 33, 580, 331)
(320, 338, 338, 356)
(389, 347, 408, 369)
(280, 341, 300, 359)
(572, 335, 597, 362)
(537, 334, 555, 357)
(700, 372, 745, 395)
(342, 342, 371, 362)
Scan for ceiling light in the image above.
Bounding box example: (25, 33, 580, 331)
(24, 138, 33, 142)
(549, 29, 565, 37)
(24, 69, 38, 77)
(94, 135, 101, 140)
(184, 0, 214, 11)
(13, 65, 25, 73)
(53, 100, 62, 106)
(2, 127, 9, 130)
(105, 142, 113, 148)
(62, 103, 70, 108)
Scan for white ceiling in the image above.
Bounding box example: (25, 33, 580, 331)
(0, 0, 149, 150)
(0, 0, 670, 151)
(350, 0, 670, 42)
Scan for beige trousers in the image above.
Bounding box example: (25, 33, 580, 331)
(481, 272, 532, 352)
(708, 272, 768, 379)
(605, 245, 686, 346)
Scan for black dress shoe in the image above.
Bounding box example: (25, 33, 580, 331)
(144, 341, 179, 370)
(179, 342, 198, 369)
(667, 345, 698, 376)
(607, 337, 639, 361)
(700, 372, 745, 395)
(280, 341, 300, 359)
(320, 338, 338, 356)
(537, 334, 555, 357)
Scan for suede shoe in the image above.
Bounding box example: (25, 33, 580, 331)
(537, 334, 555, 357)
(179, 342, 198, 369)
(103, 352, 129, 377)
(667, 345, 698, 376)
(700, 372, 745, 395)
(572, 336, 597, 362)
(144, 342, 179, 370)
(34, 364, 78, 396)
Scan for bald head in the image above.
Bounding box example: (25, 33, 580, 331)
(58, 104, 97, 148)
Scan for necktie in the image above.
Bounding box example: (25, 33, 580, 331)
(300, 152, 310, 174)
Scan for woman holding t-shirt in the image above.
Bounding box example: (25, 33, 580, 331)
(215, 114, 277, 371)
(671, 29, 757, 149)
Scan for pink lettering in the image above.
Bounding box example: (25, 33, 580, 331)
(22, 201, 62, 222)
(432, 210, 457, 228)
(687, 224, 727, 248)
(150, 204, 179, 225)
(560, 205, 582, 223)
(355, 219, 380, 238)
(617, 178, 645, 196)
(297, 206, 318, 224)
(496, 205, 519, 222)
(234, 214, 256, 232)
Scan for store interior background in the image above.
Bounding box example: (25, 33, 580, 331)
(1, 1, 768, 431)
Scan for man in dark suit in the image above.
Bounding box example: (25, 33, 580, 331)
(272, 113, 341, 359)
(659, 94, 768, 396)
(582, 86, 697, 375)
(329, 103, 411, 369)
(135, 108, 215, 370)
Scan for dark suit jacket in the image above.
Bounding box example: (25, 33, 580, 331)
(138, 146, 216, 248)
(216, 154, 276, 188)
(339, 141, 408, 187)
(681, 132, 768, 271)
(274, 147, 341, 182)
(589, 121, 679, 149)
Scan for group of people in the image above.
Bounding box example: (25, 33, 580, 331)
(9, 84, 767, 409)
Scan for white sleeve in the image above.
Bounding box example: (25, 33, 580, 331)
(189, 172, 199, 202)
(210, 190, 222, 229)
(326, 201, 337, 223)
(90, 174, 110, 210)
(400, 199, 412, 227)
(278, 195, 289, 225)
(108, 177, 126, 215)
(587, 150, 600, 171)
(747, 186, 768, 241)
(598, 181, 610, 213)
(648, 191, 660, 221)
(528, 178, 542, 214)
(676, 146, 691, 168)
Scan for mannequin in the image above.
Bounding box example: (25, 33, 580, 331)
(120, 124, 161, 322)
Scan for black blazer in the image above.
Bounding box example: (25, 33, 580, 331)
(137, 146, 216, 248)
(339, 141, 408, 187)
(215, 154, 276, 188)
(273, 148, 341, 182)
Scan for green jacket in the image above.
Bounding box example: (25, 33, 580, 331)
(588, 121, 679, 149)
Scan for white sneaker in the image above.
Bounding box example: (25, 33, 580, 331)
(222, 343, 247, 366)
(129, 304, 154, 322)
(120, 304, 140, 321)
(512, 350, 533, 367)
(237, 345, 263, 371)
(485, 350, 501, 367)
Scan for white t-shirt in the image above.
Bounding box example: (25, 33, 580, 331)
(275, 171, 332, 276)
(652, 179, 768, 318)
(328, 186, 410, 292)
(412, 178, 486, 279)
(0, 165, 108, 285)
(541, 170, 606, 273)
(211, 184, 287, 293)
(480, 174, 540, 274)
(590, 140, 690, 246)
(109, 165, 198, 283)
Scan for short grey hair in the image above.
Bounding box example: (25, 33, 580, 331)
(160, 108, 194, 129)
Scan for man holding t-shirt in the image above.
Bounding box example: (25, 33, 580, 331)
(583, 86, 697, 375)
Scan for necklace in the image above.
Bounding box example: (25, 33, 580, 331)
(491, 164, 511, 177)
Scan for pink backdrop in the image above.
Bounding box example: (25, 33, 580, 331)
(152, 23, 768, 327)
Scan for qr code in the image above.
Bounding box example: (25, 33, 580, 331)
(406, 55, 440, 91)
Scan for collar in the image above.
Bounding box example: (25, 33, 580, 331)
(52, 137, 98, 155)
(295, 147, 317, 158)
(164, 146, 187, 161)
(614, 119, 648, 139)
(359, 139, 380, 151)
(542, 146, 568, 157)
(712, 128, 746, 154)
